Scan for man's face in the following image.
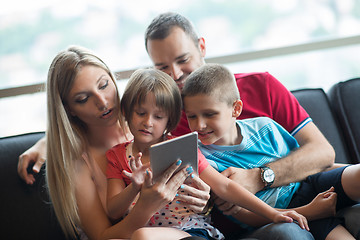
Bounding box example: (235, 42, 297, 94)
(147, 27, 206, 92)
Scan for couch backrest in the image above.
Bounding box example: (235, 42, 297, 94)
(0, 132, 66, 240)
(292, 88, 353, 164)
(328, 78, 360, 164)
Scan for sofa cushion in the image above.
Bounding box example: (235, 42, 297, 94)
(292, 88, 352, 164)
(0, 132, 66, 240)
(328, 78, 360, 164)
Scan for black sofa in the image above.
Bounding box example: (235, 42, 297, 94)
(1, 77, 359, 240)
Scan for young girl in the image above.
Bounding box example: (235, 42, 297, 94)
(106, 68, 309, 240)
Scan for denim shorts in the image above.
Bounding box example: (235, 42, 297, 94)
(288, 166, 357, 240)
(185, 228, 215, 240)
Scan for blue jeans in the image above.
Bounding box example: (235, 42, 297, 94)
(239, 222, 314, 240)
(337, 203, 360, 239)
(235, 204, 360, 240)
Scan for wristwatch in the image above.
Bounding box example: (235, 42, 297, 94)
(260, 166, 275, 189)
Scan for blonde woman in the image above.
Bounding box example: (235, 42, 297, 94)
(44, 46, 206, 240)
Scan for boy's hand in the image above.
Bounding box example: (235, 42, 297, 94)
(123, 152, 150, 190)
(273, 210, 309, 231)
(305, 186, 337, 220)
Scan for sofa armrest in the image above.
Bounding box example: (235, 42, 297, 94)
(0, 132, 66, 239)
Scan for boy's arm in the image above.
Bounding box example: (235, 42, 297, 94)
(200, 166, 308, 230)
(215, 186, 337, 226)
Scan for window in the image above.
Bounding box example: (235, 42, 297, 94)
(1, 0, 360, 137)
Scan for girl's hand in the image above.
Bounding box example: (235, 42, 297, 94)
(273, 210, 309, 231)
(123, 152, 150, 190)
(175, 173, 211, 213)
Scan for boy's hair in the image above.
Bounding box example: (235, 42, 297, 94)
(121, 68, 182, 134)
(145, 12, 199, 52)
(182, 63, 240, 106)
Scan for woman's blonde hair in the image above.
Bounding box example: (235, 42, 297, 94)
(121, 68, 182, 134)
(45, 45, 123, 238)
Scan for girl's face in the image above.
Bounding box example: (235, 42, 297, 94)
(129, 92, 169, 146)
(66, 65, 119, 129)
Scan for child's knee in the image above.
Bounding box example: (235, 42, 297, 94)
(131, 228, 151, 240)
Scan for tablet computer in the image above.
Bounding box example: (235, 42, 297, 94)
(150, 131, 198, 181)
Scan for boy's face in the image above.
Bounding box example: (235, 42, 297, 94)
(147, 27, 206, 92)
(129, 92, 169, 146)
(184, 94, 242, 146)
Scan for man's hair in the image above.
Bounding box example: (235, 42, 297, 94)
(182, 63, 240, 106)
(145, 12, 199, 52)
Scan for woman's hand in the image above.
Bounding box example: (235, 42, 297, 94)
(17, 137, 46, 185)
(137, 160, 192, 213)
(175, 173, 211, 213)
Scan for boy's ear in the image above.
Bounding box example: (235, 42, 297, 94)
(232, 100, 243, 118)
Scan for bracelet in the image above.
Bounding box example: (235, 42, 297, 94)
(201, 197, 215, 216)
(203, 202, 214, 216)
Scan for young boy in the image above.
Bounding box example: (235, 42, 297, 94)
(182, 63, 360, 240)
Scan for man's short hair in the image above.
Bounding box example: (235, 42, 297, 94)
(145, 12, 199, 52)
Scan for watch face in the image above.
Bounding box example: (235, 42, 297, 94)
(263, 169, 275, 182)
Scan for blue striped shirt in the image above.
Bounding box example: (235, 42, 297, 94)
(199, 117, 304, 209)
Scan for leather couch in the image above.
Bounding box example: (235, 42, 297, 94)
(1, 78, 359, 240)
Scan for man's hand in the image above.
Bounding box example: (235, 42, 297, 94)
(17, 137, 46, 185)
(221, 167, 263, 194)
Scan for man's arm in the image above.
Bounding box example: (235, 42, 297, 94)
(222, 122, 335, 194)
(269, 121, 335, 188)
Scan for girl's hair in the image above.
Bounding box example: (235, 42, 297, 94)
(121, 68, 182, 134)
(45, 45, 123, 238)
(182, 63, 240, 106)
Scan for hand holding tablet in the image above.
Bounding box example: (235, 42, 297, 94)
(149, 132, 199, 181)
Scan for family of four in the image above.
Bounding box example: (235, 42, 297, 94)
(17, 12, 360, 240)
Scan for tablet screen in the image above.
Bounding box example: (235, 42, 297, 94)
(150, 132, 198, 181)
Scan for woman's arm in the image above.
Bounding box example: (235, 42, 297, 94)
(76, 159, 192, 240)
